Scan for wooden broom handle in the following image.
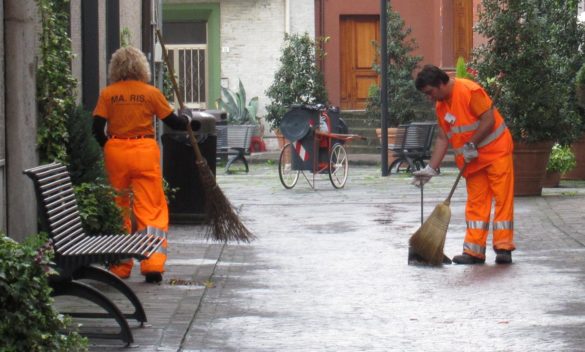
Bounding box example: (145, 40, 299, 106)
(155, 29, 204, 161)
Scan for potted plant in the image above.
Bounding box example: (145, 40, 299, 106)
(564, 63, 585, 180)
(543, 144, 576, 187)
(265, 32, 328, 147)
(473, 0, 585, 195)
(365, 2, 433, 162)
(217, 79, 259, 126)
(216, 80, 266, 152)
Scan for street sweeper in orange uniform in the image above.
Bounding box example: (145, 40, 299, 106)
(93, 46, 200, 282)
(412, 65, 515, 264)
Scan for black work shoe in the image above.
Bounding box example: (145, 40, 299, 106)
(495, 249, 512, 264)
(452, 253, 485, 265)
(144, 272, 163, 283)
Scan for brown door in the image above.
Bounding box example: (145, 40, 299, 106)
(340, 15, 380, 110)
(453, 0, 473, 61)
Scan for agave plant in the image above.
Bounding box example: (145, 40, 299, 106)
(217, 80, 259, 125)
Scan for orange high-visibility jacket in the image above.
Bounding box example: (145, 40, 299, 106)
(435, 78, 513, 175)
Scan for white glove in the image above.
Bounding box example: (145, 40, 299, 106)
(462, 142, 478, 163)
(411, 165, 439, 188)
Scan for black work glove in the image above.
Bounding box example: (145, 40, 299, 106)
(178, 109, 201, 131)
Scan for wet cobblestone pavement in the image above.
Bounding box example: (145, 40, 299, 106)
(74, 164, 585, 351)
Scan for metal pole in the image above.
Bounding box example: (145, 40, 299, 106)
(380, 0, 389, 176)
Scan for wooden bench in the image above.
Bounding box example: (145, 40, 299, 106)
(24, 162, 165, 346)
(216, 124, 255, 173)
(387, 122, 437, 174)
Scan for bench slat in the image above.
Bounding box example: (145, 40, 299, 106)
(61, 235, 104, 256)
(53, 227, 86, 251)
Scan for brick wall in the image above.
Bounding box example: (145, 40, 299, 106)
(220, 0, 314, 117)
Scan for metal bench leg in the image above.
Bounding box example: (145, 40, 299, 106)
(225, 151, 246, 173)
(404, 156, 418, 172)
(73, 265, 147, 324)
(242, 155, 249, 173)
(51, 280, 134, 346)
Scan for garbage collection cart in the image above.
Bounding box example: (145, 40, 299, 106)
(278, 104, 365, 189)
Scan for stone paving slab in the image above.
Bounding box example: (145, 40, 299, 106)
(64, 165, 585, 351)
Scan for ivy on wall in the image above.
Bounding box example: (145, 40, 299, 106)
(36, 0, 77, 162)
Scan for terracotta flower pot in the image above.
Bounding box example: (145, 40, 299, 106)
(542, 170, 561, 188)
(375, 127, 399, 164)
(513, 140, 554, 196)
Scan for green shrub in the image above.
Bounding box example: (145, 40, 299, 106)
(473, 0, 585, 144)
(265, 33, 328, 131)
(66, 106, 105, 185)
(577, 63, 585, 85)
(455, 57, 475, 80)
(0, 233, 87, 351)
(36, 0, 77, 163)
(74, 182, 126, 235)
(547, 144, 576, 174)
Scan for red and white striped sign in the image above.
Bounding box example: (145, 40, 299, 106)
(294, 141, 309, 161)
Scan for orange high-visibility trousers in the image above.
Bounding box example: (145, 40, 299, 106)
(463, 154, 515, 259)
(104, 138, 168, 277)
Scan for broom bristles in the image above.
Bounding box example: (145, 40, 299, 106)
(195, 160, 255, 243)
(409, 202, 451, 266)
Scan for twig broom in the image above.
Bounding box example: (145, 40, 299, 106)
(156, 29, 254, 243)
(409, 165, 466, 265)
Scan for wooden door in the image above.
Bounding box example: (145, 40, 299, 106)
(340, 15, 380, 110)
(453, 0, 473, 61)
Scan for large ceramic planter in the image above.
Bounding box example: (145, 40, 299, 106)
(375, 127, 399, 164)
(542, 170, 561, 188)
(513, 140, 554, 196)
(562, 133, 585, 180)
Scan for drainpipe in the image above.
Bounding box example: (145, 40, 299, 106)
(285, 0, 290, 34)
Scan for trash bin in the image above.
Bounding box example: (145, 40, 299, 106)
(162, 112, 216, 224)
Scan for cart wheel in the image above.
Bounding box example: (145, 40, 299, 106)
(279, 143, 300, 189)
(329, 144, 348, 188)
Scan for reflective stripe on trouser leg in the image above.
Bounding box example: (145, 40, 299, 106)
(140, 226, 168, 274)
(488, 155, 515, 251)
(464, 167, 492, 259)
(109, 258, 134, 279)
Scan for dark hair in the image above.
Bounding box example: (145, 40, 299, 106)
(415, 65, 450, 91)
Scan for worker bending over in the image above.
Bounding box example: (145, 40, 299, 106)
(412, 65, 515, 264)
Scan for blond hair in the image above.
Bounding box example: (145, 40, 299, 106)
(108, 46, 151, 83)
